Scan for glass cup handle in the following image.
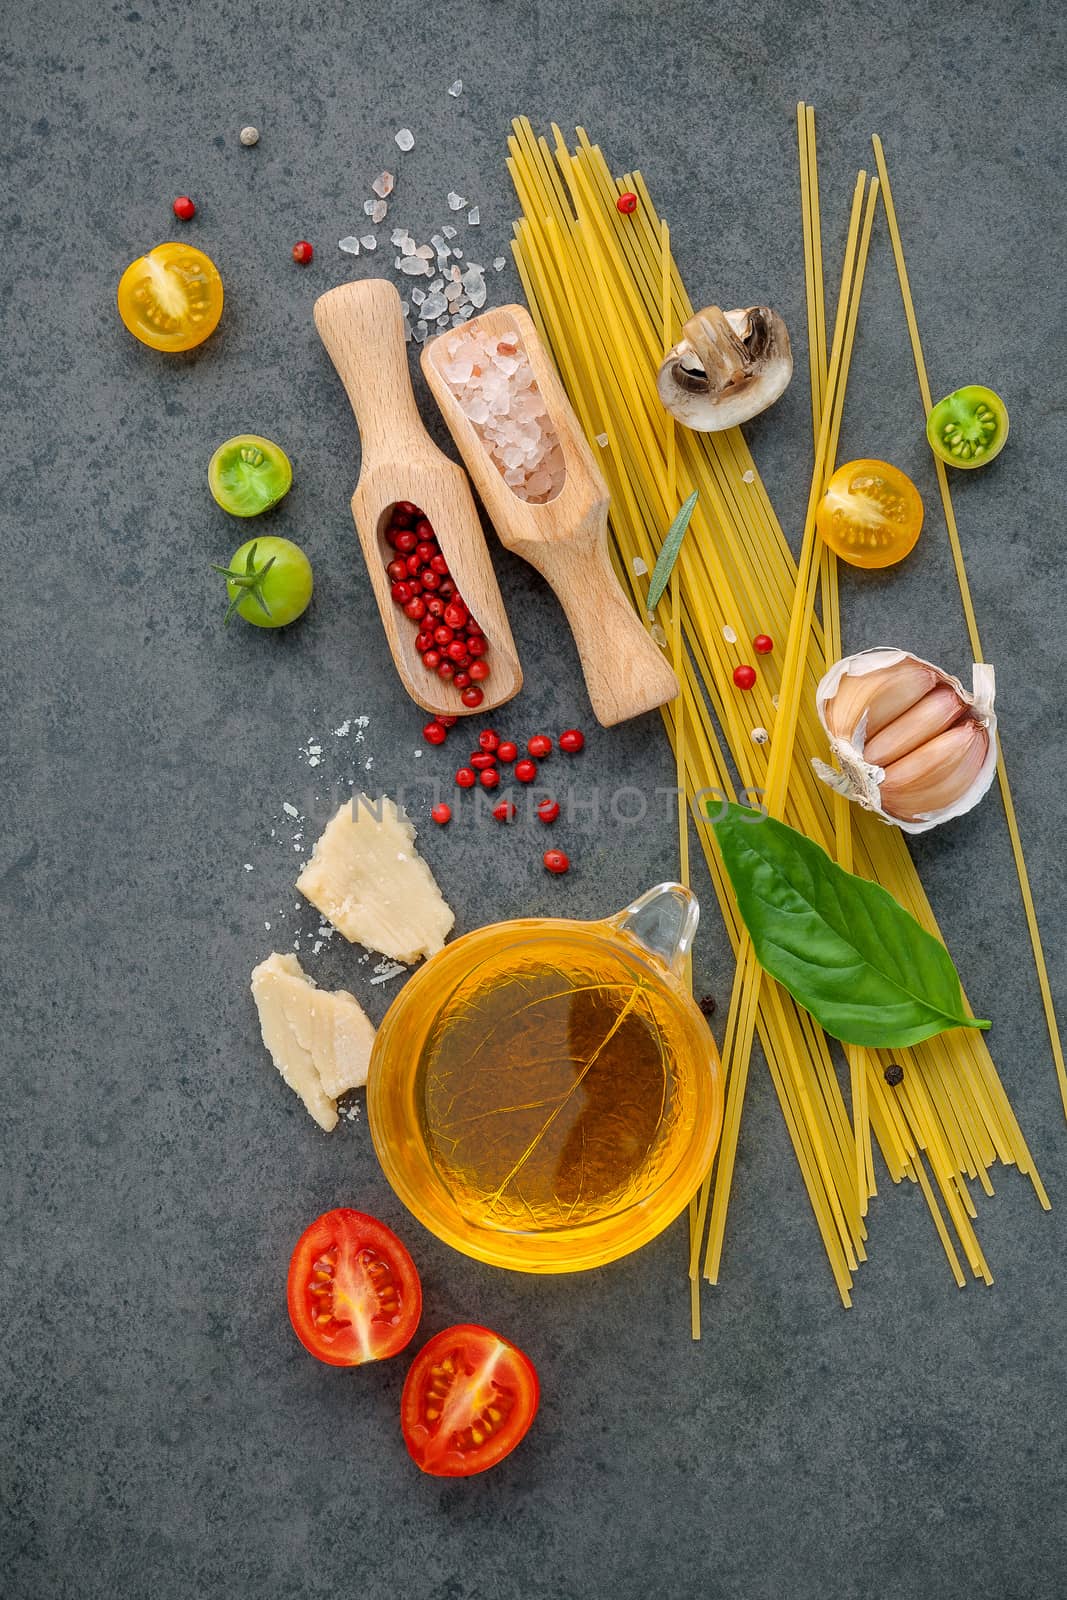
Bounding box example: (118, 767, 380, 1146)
(610, 883, 700, 978)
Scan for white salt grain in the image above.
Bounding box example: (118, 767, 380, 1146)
(742, 469, 756, 483)
(447, 191, 466, 211)
(467, 207, 480, 225)
(442, 224, 457, 239)
(410, 286, 426, 305)
(493, 256, 506, 271)
(399, 257, 430, 276)
(373, 171, 395, 198)
(371, 200, 388, 224)
(363, 198, 376, 216)
(360, 234, 377, 250)
(283, 802, 299, 817)
(595, 432, 609, 447)
(395, 128, 415, 151)
(632, 556, 648, 575)
(338, 237, 361, 255)
(448, 79, 463, 97)
(243, 862, 254, 872)
(722, 625, 738, 644)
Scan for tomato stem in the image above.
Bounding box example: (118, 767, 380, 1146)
(211, 541, 278, 625)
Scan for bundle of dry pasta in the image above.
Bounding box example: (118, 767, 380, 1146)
(507, 117, 1049, 1321)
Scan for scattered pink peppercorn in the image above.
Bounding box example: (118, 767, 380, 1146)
(496, 741, 518, 763)
(543, 849, 570, 875)
(292, 240, 314, 265)
(493, 800, 518, 822)
(455, 767, 476, 788)
(460, 685, 484, 708)
(733, 664, 757, 691)
(753, 634, 774, 655)
(527, 734, 552, 759)
(537, 798, 560, 824)
(431, 803, 452, 825)
(479, 768, 500, 790)
(558, 729, 585, 753)
(514, 758, 537, 784)
(616, 192, 638, 215)
(422, 720, 447, 746)
(173, 195, 196, 220)
(479, 730, 500, 752)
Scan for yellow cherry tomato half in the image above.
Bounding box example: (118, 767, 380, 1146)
(117, 242, 223, 352)
(815, 459, 924, 570)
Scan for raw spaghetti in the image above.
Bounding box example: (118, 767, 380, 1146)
(506, 117, 1049, 1322)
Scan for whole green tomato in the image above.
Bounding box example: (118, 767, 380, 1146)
(212, 537, 313, 628)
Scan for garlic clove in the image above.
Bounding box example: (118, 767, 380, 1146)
(878, 719, 990, 823)
(823, 659, 939, 743)
(657, 305, 792, 432)
(862, 684, 968, 768)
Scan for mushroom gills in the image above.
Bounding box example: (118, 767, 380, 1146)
(657, 305, 793, 432)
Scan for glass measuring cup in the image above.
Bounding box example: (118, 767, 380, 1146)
(367, 884, 723, 1273)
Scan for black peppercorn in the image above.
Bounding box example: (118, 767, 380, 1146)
(884, 1063, 905, 1087)
(698, 995, 716, 1018)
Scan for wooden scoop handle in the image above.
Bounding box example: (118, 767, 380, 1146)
(314, 280, 433, 464)
(530, 515, 680, 727)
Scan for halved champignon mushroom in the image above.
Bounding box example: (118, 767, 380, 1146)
(657, 305, 792, 432)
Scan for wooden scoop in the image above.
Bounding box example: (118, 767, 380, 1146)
(422, 304, 678, 727)
(314, 279, 521, 718)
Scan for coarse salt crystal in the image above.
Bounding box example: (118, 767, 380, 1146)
(447, 192, 466, 211)
(493, 256, 506, 271)
(363, 198, 376, 216)
(243, 862, 254, 871)
(399, 257, 430, 276)
(632, 556, 648, 575)
(467, 207, 480, 225)
(448, 79, 463, 97)
(283, 802, 299, 817)
(373, 171, 395, 198)
(595, 432, 609, 447)
(442, 224, 457, 239)
(264, 920, 271, 930)
(742, 469, 756, 484)
(650, 622, 668, 648)
(371, 200, 388, 224)
(360, 234, 377, 250)
(338, 237, 361, 255)
(722, 625, 738, 644)
(751, 726, 770, 745)
(411, 286, 426, 305)
(395, 128, 415, 151)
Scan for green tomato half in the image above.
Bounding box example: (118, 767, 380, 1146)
(214, 537, 313, 628)
(209, 434, 293, 515)
(926, 386, 1009, 470)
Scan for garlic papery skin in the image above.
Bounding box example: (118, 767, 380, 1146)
(813, 647, 998, 834)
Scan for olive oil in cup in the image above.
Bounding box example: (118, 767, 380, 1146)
(367, 885, 723, 1273)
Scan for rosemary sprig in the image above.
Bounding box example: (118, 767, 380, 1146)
(646, 491, 698, 612)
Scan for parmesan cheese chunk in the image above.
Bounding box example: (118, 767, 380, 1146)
(296, 796, 454, 963)
(251, 952, 376, 1132)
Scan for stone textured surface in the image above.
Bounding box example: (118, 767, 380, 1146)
(2, 2, 1066, 1597)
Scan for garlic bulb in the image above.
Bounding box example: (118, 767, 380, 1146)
(657, 306, 792, 431)
(813, 647, 997, 833)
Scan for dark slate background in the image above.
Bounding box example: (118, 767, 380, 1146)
(2, 2, 1066, 1596)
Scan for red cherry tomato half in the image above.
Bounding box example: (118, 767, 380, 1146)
(401, 1324, 540, 1478)
(287, 1208, 422, 1368)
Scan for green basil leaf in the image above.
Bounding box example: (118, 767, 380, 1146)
(710, 802, 990, 1048)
